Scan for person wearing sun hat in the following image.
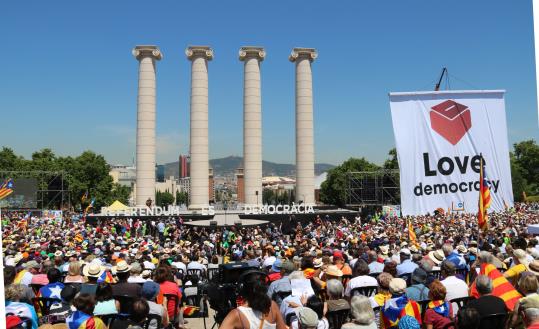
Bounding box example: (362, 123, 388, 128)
(112, 260, 141, 297)
(428, 249, 444, 267)
(334, 249, 353, 277)
(504, 249, 531, 286)
(268, 258, 283, 282)
(81, 262, 104, 295)
(397, 248, 418, 276)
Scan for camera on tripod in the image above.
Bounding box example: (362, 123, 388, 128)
(204, 262, 259, 325)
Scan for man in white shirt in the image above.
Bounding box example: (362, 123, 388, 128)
(367, 251, 384, 274)
(396, 249, 418, 276)
(187, 255, 207, 274)
(440, 261, 468, 316)
(345, 259, 378, 297)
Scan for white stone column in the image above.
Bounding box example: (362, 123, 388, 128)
(290, 48, 317, 205)
(239, 47, 265, 206)
(132, 45, 162, 206)
(186, 46, 213, 210)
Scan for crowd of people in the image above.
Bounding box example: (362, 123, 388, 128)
(2, 202, 539, 329)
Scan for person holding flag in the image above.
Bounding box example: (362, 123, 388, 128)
(408, 219, 420, 250)
(469, 251, 521, 311)
(81, 190, 88, 204)
(84, 198, 95, 216)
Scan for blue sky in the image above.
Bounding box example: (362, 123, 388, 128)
(1, 1, 538, 166)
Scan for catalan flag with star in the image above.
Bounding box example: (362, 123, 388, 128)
(0, 178, 14, 200)
(381, 295, 421, 329)
(478, 156, 491, 231)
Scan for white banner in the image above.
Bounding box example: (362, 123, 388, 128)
(389, 90, 513, 216)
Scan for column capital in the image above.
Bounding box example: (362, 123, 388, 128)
(186, 45, 213, 61)
(239, 46, 265, 61)
(132, 45, 162, 61)
(289, 47, 317, 62)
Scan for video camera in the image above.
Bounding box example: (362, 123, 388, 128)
(203, 262, 259, 324)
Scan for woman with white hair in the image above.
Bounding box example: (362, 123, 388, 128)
(325, 279, 350, 312)
(342, 295, 376, 329)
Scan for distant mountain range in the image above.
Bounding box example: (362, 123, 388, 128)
(162, 156, 335, 178)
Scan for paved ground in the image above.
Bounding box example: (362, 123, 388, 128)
(185, 308, 217, 329)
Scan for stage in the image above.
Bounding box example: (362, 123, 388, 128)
(184, 214, 268, 227)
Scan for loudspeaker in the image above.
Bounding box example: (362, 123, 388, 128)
(210, 220, 217, 227)
(234, 220, 242, 226)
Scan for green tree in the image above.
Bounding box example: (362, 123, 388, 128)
(176, 191, 188, 205)
(383, 148, 399, 169)
(60, 151, 113, 210)
(0, 147, 27, 171)
(511, 140, 539, 200)
(320, 157, 380, 206)
(156, 190, 174, 207)
(262, 189, 274, 204)
(108, 183, 131, 205)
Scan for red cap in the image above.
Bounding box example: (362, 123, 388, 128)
(333, 250, 343, 259)
(6, 315, 23, 329)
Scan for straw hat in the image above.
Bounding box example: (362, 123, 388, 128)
(325, 265, 343, 277)
(529, 260, 539, 275)
(513, 249, 530, 267)
(389, 278, 407, 295)
(83, 262, 104, 278)
(428, 250, 444, 265)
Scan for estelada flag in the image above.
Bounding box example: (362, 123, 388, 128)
(470, 263, 521, 311)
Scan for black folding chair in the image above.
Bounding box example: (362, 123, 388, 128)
(143, 313, 162, 329)
(350, 285, 378, 297)
(326, 308, 350, 329)
(32, 297, 61, 316)
(449, 296, 472, 310)
(430, 270, 442, 280)
(368, 272, 381, 280)
(399, 273, 412, 286)
(207, 268, 220, 281)
(480, 313, 507, 329)
(114, 295, 135, 315)
(187, 269, 204, 281)
(98, 314, 119, 328)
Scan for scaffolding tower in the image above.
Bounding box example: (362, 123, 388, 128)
(346, 169, 400, 206)
(0, 170, 70, 210)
